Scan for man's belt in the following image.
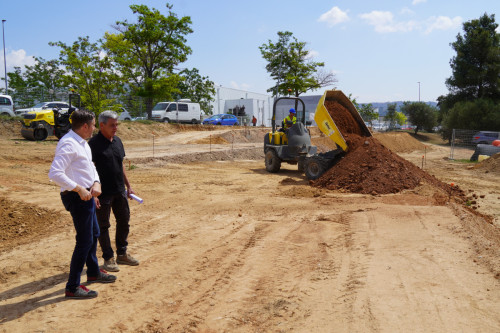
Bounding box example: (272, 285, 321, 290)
(62, 187, 91, 195)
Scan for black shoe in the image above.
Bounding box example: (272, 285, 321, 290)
(65, 285, 98, 299)
(87, 268, 117, 284)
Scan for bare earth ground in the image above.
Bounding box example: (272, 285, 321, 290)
(0, 120, 499, 333)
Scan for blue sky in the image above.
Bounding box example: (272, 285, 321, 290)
(1, 0, 499, 102)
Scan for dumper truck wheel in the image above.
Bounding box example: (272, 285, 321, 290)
(298, 159, 306, 173)
(33, 128, 48, 141)
(265, 149, 281, 173)
(305, 156, 329, 180)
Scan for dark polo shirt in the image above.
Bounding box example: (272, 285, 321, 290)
(88, 131, 126, 195)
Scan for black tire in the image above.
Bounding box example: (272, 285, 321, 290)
(33, 128, 48, 141)
(297, 159, 306, 173)
(265, 149, 281, 173)
(192, 119, 198, 124)
(163, 118, 169, 123)
(217, 122, 221, 125)
(304, 156, 329, 180)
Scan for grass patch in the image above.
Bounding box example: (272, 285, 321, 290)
(451, 159, 477, 164)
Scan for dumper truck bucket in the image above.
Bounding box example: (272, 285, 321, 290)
(314, 90, 372, 152)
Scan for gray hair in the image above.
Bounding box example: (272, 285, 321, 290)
(98, 110, 118, 124)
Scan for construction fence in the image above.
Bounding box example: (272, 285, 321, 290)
(449, 129, 481, 160)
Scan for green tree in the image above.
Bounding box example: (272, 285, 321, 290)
(400, 102, 437, 134)
(24, 57, 66, 99)
(259, 31, 336, 98)
(443, 99, 500, 131)
(384, 103, 407, 131)
(177, 68, 215, 115)
(104, 3, 193, 118)
(349, 94, 378, 126)
(446, 13, 500, 100)
(4, 67, 26, 94)
(438, 13, 500, 134)
(50, 36, 123, 114)
(358, 104, 378, 126)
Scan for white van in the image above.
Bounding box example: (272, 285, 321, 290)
(0, 95, 15, 117)
(151, 99, 201, 124)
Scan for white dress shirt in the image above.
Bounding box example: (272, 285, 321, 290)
(49, 130, 100, 192)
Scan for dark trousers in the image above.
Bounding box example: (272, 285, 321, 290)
(61, 192, 100, 292)
(96, 191, 130, 260)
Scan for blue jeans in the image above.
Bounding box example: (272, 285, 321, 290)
(61, 191, 100, 292)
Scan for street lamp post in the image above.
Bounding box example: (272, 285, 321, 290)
(417, 81, 421, 102)
(2, 19, 7, 93)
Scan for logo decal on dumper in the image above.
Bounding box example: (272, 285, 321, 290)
(322, 120, 335, 137)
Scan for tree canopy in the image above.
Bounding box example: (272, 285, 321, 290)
(446, 13, 500, 100)
(384, 103, 408, 131)
(259, 31, 336, 98)
(103, 3, 193, 118)
(400, 102, 437, 134)
(177, 68, 215, 115)
(50, 36, 123, 114)
(439, 13, 500, 132)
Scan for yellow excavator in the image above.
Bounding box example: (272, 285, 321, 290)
(264, 89, 371, 180)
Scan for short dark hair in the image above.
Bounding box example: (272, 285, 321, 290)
(71, 109, 95, 130)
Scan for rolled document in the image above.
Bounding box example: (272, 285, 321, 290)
(129, 193, 144, 204)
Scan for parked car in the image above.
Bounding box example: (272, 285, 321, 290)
(472, 131, 500, 145)
(133, 116, 147, 121)
(15, 101, 72, 116)
(151, 99, 201, 123)
(118, 108, 132, 121)
(0, 95, 15, 117)
(203, 114, 239, 126)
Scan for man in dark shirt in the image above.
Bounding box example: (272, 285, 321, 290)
(88, 110, 139, 272)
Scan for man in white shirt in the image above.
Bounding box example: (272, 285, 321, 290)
(49, 109, 117, 299)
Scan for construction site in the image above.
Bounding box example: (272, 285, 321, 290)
(0, 93, 499, 332)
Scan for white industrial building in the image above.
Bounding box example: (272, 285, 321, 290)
(208, 86, 322, 127)
(209, 86, 273, 126)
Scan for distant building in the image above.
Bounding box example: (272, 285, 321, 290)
(208, 86, 323, 127)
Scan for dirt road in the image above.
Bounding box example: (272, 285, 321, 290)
(0, 122, 499, 332)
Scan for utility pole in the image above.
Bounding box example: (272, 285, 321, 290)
(2, 20, 7, 92)
(417, 81, 421, 102)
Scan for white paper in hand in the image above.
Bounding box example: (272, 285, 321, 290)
(129, 193, 144, 204)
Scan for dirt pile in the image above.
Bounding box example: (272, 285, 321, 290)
(0, 196, 68, 253)
(312, 101, 463, 196)
(373, 132, 427, 153)
(473, 153, 500, 175)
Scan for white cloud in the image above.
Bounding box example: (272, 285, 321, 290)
(305, 50, 319, 59)
(318, 6, 349, 27)
(0, 49, 36, 72)
(229, 81, 251, 91)
(412, 0, 427, 5)
(360, 11, 461, 34)
(230, 81, 239, 89)
(425, 16, 462, 34)
(359, 11, 419, 33)
(400, 7, 414, 15)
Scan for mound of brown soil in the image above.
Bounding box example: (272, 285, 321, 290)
(312, 101, 463, 196)
(0, 119, 23, 139)
(0, 196, 68, 253)
(374, 132, 427, 153)
(473, 153, 500, 175)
